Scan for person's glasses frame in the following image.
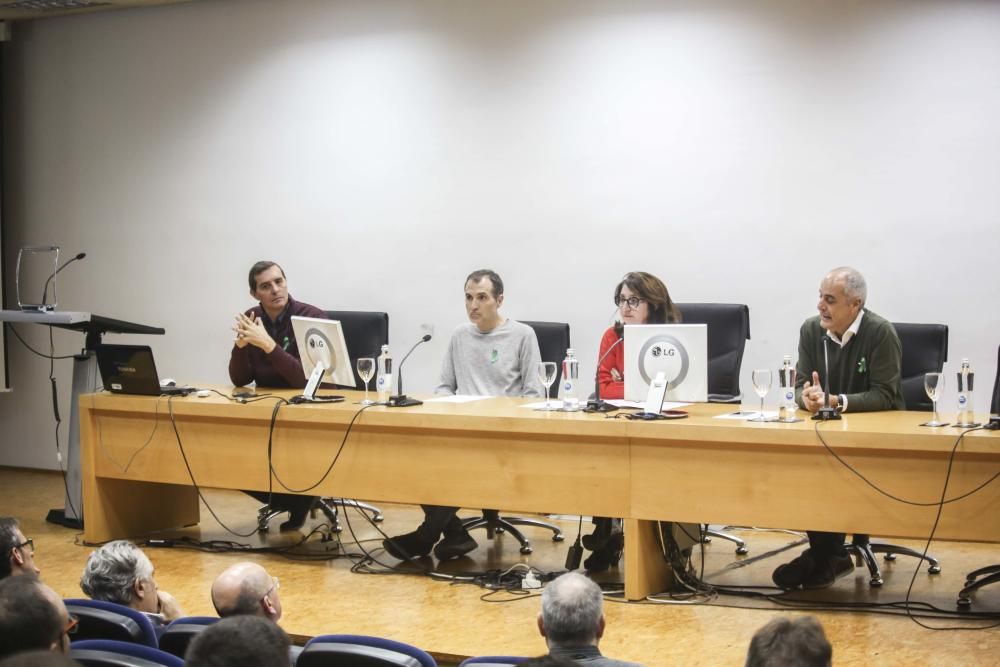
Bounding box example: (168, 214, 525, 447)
(615, 296, 644, 309)
(261, 576, 279, 601)
(63, 614, 79, 637)
(14, 538, 33, 555)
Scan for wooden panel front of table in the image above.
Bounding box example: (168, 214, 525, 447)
(80, 389, 1000, 599)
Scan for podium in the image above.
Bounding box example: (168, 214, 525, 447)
(0, 310, 165, 528)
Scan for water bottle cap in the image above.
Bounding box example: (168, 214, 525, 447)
(566, 348, 575, 356)
(962, 357, 969, 364)
(381, 344, 389, 352)
(783, 355, 792, 361)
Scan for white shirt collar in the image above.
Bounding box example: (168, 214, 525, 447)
(826, 309, 865, 348)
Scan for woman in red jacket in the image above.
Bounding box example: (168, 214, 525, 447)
(586, 271, 681, 571)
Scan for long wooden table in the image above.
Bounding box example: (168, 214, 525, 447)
(80, 388, 1000, 599)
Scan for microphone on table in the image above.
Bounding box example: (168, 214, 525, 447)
(41, 252, 86, 307)
(388, 331, 433, 408)
(812, 337, 842, 421)
(586, 335, 623, 413)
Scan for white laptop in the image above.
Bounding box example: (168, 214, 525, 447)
(623, 324, 708, 403)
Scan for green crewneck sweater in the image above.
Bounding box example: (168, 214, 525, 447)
(794, 309, 904, 412)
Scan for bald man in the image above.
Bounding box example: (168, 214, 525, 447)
(211, 562, 282, 623)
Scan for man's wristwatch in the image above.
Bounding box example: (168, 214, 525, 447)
(837, 394, 846, 413)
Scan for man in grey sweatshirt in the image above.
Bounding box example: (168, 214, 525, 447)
(383, 269, 544, 561)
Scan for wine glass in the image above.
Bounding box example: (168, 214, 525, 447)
(750, 369, 773, 422)
(921, 372, 948, 427)
(536, 362, 558, 410)
(357, 357, 375, 405)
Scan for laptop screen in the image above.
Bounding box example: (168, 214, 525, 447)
(96, 344, 164, 396)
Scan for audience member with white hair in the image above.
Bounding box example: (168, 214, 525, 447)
(79, 540, 184, 630)
(537, 572, 642, 666)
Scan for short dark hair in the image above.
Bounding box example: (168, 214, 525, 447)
(248, 261, 285, 292)
(0, 518, 21, 580)
(465, 269, 503, 298)
(745, 616, 832, 667)
(186, 616, 291, 667)
(0, 577, 63, 659)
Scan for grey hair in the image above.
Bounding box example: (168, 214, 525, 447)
(828, 266, 867, 305)
(0, 517, 21, 579)
(79, 540, 154, 605)
(541, 572, 603, 646)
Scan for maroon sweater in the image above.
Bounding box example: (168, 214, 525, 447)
(228, 296, 327, 389)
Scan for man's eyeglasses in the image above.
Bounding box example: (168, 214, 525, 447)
(14, 538, 34, 555)
(63, 614, 79, 637)
(615, 296, 644, 309)
(261, 576, 279, 601)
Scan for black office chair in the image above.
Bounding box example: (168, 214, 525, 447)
(459, 320, 567, 554)
(157, 616, 218, 659)
(675, 303, 750, 403)
(257, 311, 389, 533)
(957, 343, 1000, 608)
(675, 303, 751, 555)
(843, 322, 947, 586)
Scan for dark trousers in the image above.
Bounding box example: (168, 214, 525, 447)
(807, 530, 847, 558)
(417, 505, 465, 542)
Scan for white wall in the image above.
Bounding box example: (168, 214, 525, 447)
(3, 0, 999, 469)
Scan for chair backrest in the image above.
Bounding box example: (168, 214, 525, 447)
(65, 599, 159, 648)
(992, 344, 1000, 415)
(299, 634, 437, 667)
(674, 303, 750, 401)
(71, 639, 184, 667)
(521, 321, 571, 399)
(157, 616, 218, 659)
(325, 310, 390, 390)
(458, 657, 528, 666)
(892, 322, 948, 411)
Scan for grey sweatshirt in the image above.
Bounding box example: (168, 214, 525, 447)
(435, 319, 544, 397)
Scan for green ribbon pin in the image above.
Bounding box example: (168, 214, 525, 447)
(857, 356, 867, 374)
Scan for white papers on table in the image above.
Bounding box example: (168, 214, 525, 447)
(605, 399, 691, 410)
(521, 400, 565, 409)
(425, 395, 491, 403)
(715, 410, 779, 420)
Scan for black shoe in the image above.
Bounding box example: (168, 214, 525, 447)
(802, 553, 854, 589)
(279, 508, 309, 532)
(773, 549, 853, 590)
(584, 532, 624, 572)
(582, 521, 612, 551)
(433, 531, 478, 560)
(383, 531, 434, 560)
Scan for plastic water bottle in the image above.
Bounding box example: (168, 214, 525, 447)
(955, 358, 980, 427)
(778, 355, 798, 422)
(376, 344, 393, 403)
(562, 348, 580, 411)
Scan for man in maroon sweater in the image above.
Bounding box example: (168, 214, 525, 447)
(229, 261, 326, 530)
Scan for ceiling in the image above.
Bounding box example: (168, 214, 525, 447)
(0, 0, 194, 22)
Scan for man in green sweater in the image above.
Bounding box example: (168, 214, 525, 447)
(772, 267, 904, 591)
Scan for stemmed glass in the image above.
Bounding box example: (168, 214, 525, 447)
(921, 372, 948, 427)
(357, 358, 375, 405)
(536, 362, 558, 410)
(750, 369, 773, 422)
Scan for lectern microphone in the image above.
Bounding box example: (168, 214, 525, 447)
(812, 337, 842, 421)
(41, 252, 87, 306)
(388, 332, 432, 408)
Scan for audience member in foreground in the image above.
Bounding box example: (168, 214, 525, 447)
(0, 576, 72, 658)
(185, 615, 291, 667)
(211, 561, 282, 622)
(538, 572, 643, 666)
(0, 517, 40, 580)
(745, 616, 832, 667)
(521, 657, 580, 667)
(79, 540, 184, 629)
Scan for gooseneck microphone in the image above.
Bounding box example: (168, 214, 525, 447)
(586, 335, 623, 413)
(41, 252, 87, 307)
(812, 337, 842, 421)
(388, 332, 433, 408)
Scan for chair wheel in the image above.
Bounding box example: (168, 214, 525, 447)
(520, 545, 533, 555)
(928, 565, 941, 574)
(495, 526, 506, 534)
(736, 546, 749, 555)
(869, 577, 884, 587)
(372, 514, 385, 523)
(957, 596, 972, 608)
(701, 536, 713, 544)
(553, 534, 565, 542)
(884, 554, 897, 562)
